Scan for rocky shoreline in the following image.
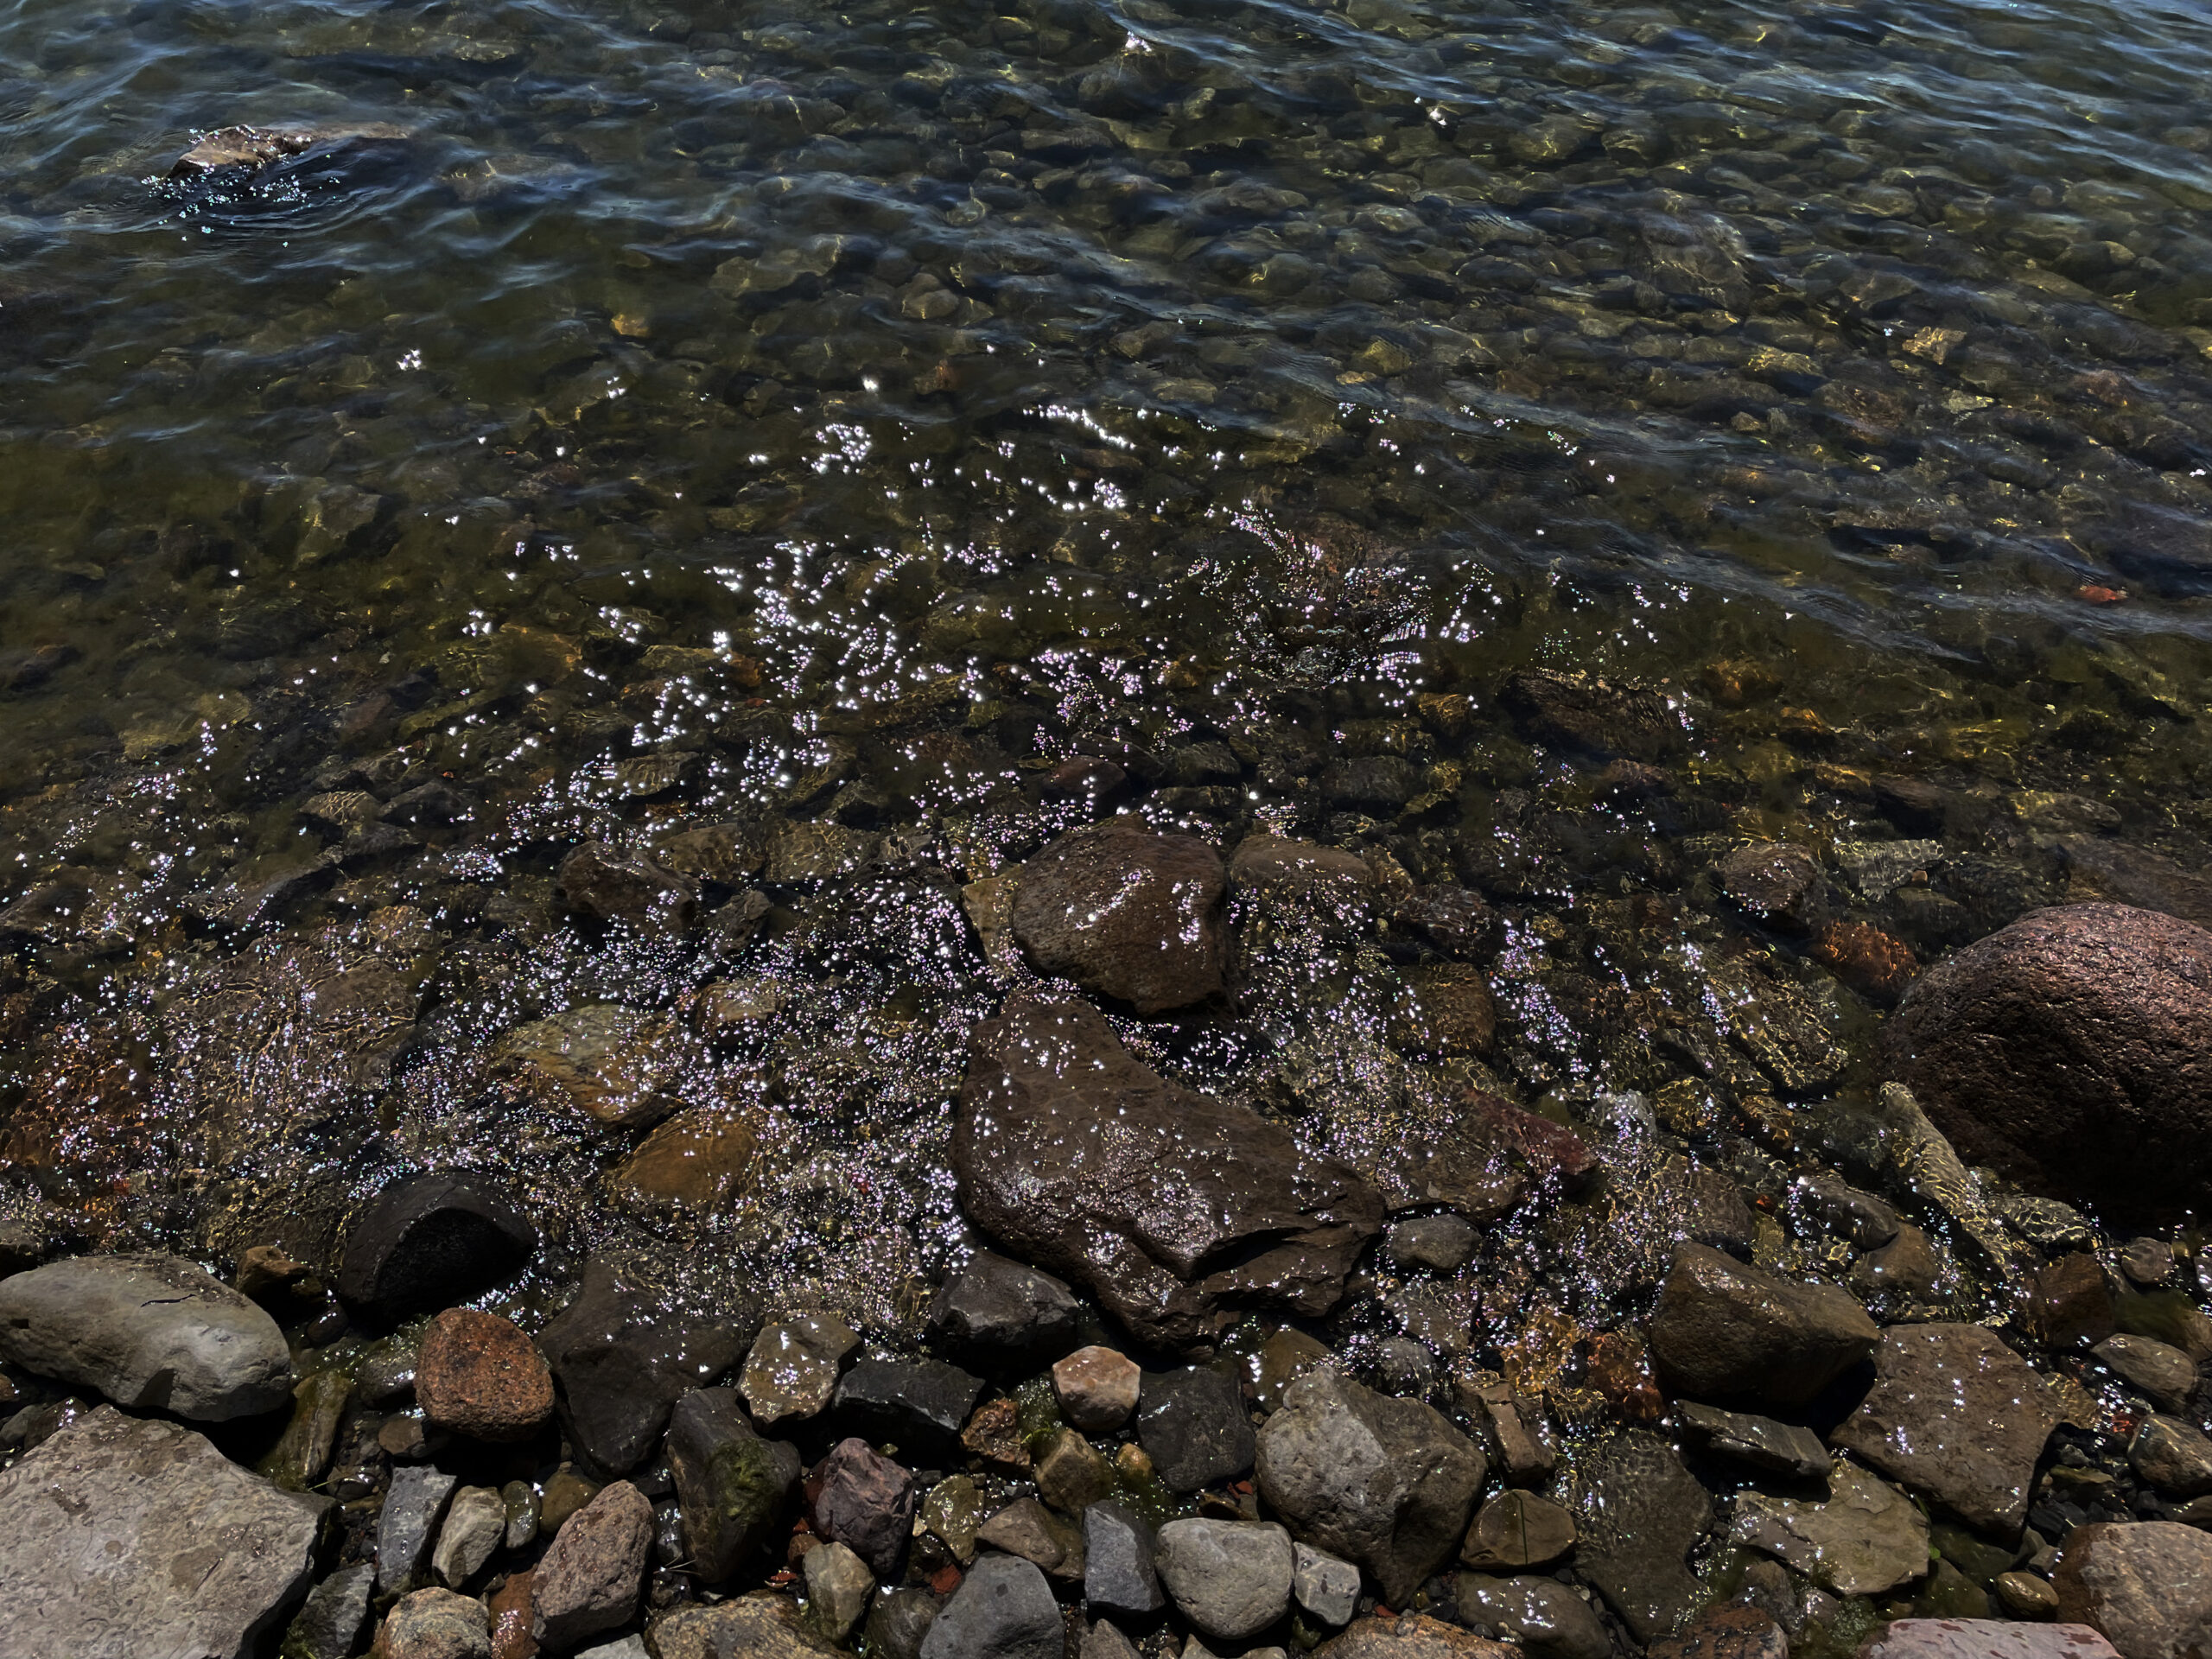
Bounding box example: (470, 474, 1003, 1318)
(5, 805, 2212, 1659)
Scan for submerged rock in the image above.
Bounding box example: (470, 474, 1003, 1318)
(1502, 669, 1688, 760)
(2055, 1522, 2212, 1659)
(1571, 1430, 1713, 1642)
(1728, 1461, 1930, 1596)
(336, 1172, 537, 1325)
(953, 995, 1384, 1352)
(1454, 1573, 1611, 1659)
(1009, 817, 1229, 1012)
(168, 123, 409, 181)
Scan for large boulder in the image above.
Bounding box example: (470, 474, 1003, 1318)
(1255, 1370, 1488, 1608)
(2055, 1522, 2212, 1659)
(1009, 817, 1229, 1012)
(0, 1253, 293, 1421)
(1646, 1243, 1878, 1406)
(0, 1406, 329, 1658)
(953, 996, 1385, 1352)
(1883, 904, 2212, 1217)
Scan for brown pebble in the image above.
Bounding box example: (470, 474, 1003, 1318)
(538, 1465, 601, 1535)
(487, 1572, 537, 1659)
(416, 1309, 554, 1444)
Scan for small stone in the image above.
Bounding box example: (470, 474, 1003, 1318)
(1717, 842, 1827, 934)
(2122, 1239, 2179, 1288)
(665, 1387, 801, 1584)
(1728, 1462, 1929, 1598)
(1082, 1623, 1142, 1659)
(503, 1481, 541, 1550)
(922, 1475, 985, 1565)
(285, 1564, 376, 1659)
(1809, 920, 1919, 1003)
(2133, 1416, 2212, 1497)
(262, 1370, 353, 1492)
(1257, 1330, 1332, 1414)
(868, 1589, 939, 1659)
(1317, 1613, 1521, 1655)
(1458, 1377, 1555, 1486)
(1997, 1573, 2063, 1618)
(1139, 1366, 1255, 1493)
(926, 1251, 1081, 1373)
(1864, 1622, 2120, 1659)
(236, 1243, 317, 1306)
(1677, 1402, 1829, 1480)
(1155, 1517, 1296, 1641)
(832, 1357, 984, 1459)
(1389, 1214, 1479, 1274)
(381, 1465, 461, 1593)
(742, 1317, 860, 1427)
(417, 1310, 555, 1443)
(1646, 1242, 1878, 1406)
(918, 1553, 1062, 1659)
(1295, 1542, 1361, 1627)
(377, 1587, 493, 1659)
(1085, 1500, 1166, 1618)
(1229, 835, 1377, 928)
(541, 1466, 601, 1535)
(804, 1540, 875, 1641)
(1853, 1224, 1944, 1304)
(379, 1413, 442, 1462)
(531, 1480, 652, 1649)
(434, 1486, 508, 1587)
(1054, 1345, 1142, 1432)
(1461, 1490, 1577, 1571)
(486, 1569, 534, 1659)
(979, 1496, 1086, 1580)
(1455, 1574, 1611, 1659)
(961, 1395, 1032, 1472)
(2095, 1335, 2198, 1412)
(810, 1437, 916, 1581)
(2033, 1255, 2118, 1349)
(337, 1173, 537, 1324)
(1036, 1427, 1114, 1513)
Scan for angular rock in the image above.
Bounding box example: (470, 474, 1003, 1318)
(1571, 1430, 1713, 1643)
(955, 996, 1384, 1352)
(531, 1479, 652, 1649)
(922, 1475, 985, 1565)
(2131, 1416, 2212, 1497)
(537, 1257, 753, 1476)
(1155, 1517, 1296, 1641)
(1296, 1543, 1362, 1627)
(1086, 1500, 1166, 1618)
(1647, 1242, 1878, 1405)
(1317, 1613, 1519, 1656)
(979, 1496, 1085, 1580)
(1230, 836, 1378, 936)
(1460, 1490, 1577, 1571)
(486, 1571, 534, 1659)
(1503, 669, 1687, 760)
(381, 1465, 461, 1593)
(918, 1554, 1062, 1659)
(1036, 1427, 1114, 1513)
(803, 1540, 874, 1642)
(1884, 904, 2212, 1218)
(1011, 817, 1229, 1012)
(1860, 1619, 2121, 1659)
(285, 1563, 376, 1659)
(1459, 1378, 1555, 1486)
(831, 1357, 983, 1459)
(556, 842, 697, 932)
(2095, 1335, 2198, 1412)
(417, 1309, 554, 1443)
(0, 1253, 293, 1421)
(434, 1486, 507, 1587)
(263, 1370, 353, 1492)
(377, 1587, 493, 1659)
(1677, 1402, 1829, 1480)
(0, 1406, 329, 1659)
(810, 1437, 916, 1581)
(1717, 843, 1827, 934)
(1831, 1324, 2059, 1535)
(337, 1173, 537, 1324)
(741, 1316, 859, 1427)
(1055, 1345, 1141, 1432)
(1139, 1366, 1255, 1492)
(1255, 1369, 1487, 1607)
(1393, 886, 1498, 959)
(1728, 1461, 1929, 1596)
(2033, 1254, 2117, 1349)
(2056, 1523, 2212, 1659)
(1454, 1574, 1611, 1659)
(927, 1251, 1081, 1372)
(1082, 1623, 1141, 1659)
(1389, 1214, 1479, 1274)
(666, 1387, 801, 1584)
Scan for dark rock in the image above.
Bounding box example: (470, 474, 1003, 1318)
(1676, 1402, 1827, 1480)
(2130, 1416, 2212, 1497)
(1572, 1429, 1714, 1643)
(1393, 886, 1498, 958)
(531, 1479, 652, 1649)
(378, 1465, 460, 1593)
(336, 1173, 537, 1325)
(537, 1257, 753, 1476)
(1085, 1499, 1165, 1618)
(1361, 1089, 1596, 1224)
(0, 642, 78, 694)
(2055, 1522, 2212, 1659)
(1325, 756, 1421, 810)
(1460, 1490, 1577, 1570)
(953, 996, 1384, 1352)
(1389, 1213, 1479, 1274)
(831, 1357, 984, 1459)
(865, 1589, 939, 1659)
(1455, 1574, 1611, 1659)
(1716, 843, 1827, 934)
(1034, 1427, 1112, 1514)
(1648, 1605, 1787, 1659)
(556, 842, 698, 932)
(1255, 1368, 1487, 1607)
(283, 1563, 375, 1659)
(2120, 1237, 2177, 1288)
(1727, 1463, 1927, 1598)
(1010, 817, 1229, 1012)
(810, 1437, 916, 1581)
(1883, 904, 2212, 1218)
(1230, 836, 1377, 929)
(1646, 1242, 1878, 1405)
(925, 1251, 1081, 1373)
(2094, 1334, 2197, 1412)
(1795, 1173, 1900, 1249)
(1138, 1366, 1255, 1493)
(666, 1387, 801, 1583)
(1502, 669, 1688, 760)
(977, 1496, 1084, 1580)
(1830, 1324, 2060, 1535)
(416, 1308, 554, 1443)
(1861, 1618, 2120, 1659)
(1155, 1517, 1296, 1641)
(168, 123, 408, 182)
(2033, 1254, 2117, 1349)
(1041, 757, 1128, 801)
(918, 1554, 1062, 1659)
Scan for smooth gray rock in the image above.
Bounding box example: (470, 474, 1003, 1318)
(1155, 1518, 1295, 1642)
(433, 1485, 506, 1587)
(918, 1553, 1062, 1659)
(378, 1465, 460, 1593)
(283, 1564, 376, 1659)
(1678, 1402, 1830, 1480)
(0, 1253, 294, 1421)
(1572, 1429, 1713, 1643)
(1086, 1500, 1166, 1618)
(1294, 1543, 1360, 1627)
(1254, 1369, 1486, 1607)
(1456, 1574, 1611, 1659)
(0, 1405, 329, 1659)
(1139, 1366, 1255, 1492)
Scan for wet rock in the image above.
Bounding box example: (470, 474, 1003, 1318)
(1316, 1612, 1517, 1655)
(1454, 1574, 1611, 1659)
(0, 1252, 293, 1421)
(1055, 1345, 1141, 1432)
(1393, 886, 1498, 958)
(381, 1465, 461, 1593)
(1677, 1402, 1829, 1480)
(648, 1597, 844, 1658)
(495, 1005, 691, 1132)
(1230, 835, 1378, 931)
(918, 1553, 1062, 1659)
(666, 1387, 801, 1584)
(1502, 669, 1687, 761)
(542, 1466, 601, 1535)
(1390, 1213, 1479, 1274)
(1388, 965, 1497, 1057)
(954, 995, 1383, 1352)
(979, 1495, 1085, 1580)
(2129, 1416, 2212, 1496)
(537, 1258, 753, 1476)
(1364, 1090, 1597, 1217)
(1010, 817, 1230, 1012)
(337, 1173, 537, 1325)
(1571, 1430, 1714, 1642)
(922, 1475, 984, 1565)
(2055, 1522, 2212, 1659)
(1853, 1224, 1944, 1304)
(1086, 1499, 1166, 1618)
(926, 1251, 1081, 1373)
(417, 1309, 554, 1443)
(1728, 1461, 1929, 1596)
(1156, 1517, 1296, 1641)
(486, 1567, 533, 1659)
(502, 1481, 539, 1550)
(2120, 1238, 2178, 1288)
(2094, 1335, 2197, 1412)
(810, 1437, 916, 1580)
(1296, 1542, 1361, 1627)
(867, 1590, 939, 1659)
(963, 1395, 1032, 1473)
(1646, 1243, 1878, 1405)
(803, 1540, 874, 1642)
(1810, 920, 1920, 1005)
(0, 1405, 328, 1659)
(531, 1479, 652, 1650)
(2032, 1254, 2117, 1349)
(741, 1316, 860, 1426)
(376, 1587, 493, 1659)
(832, 1357, 983, 1459)
(1036, 1426, 1113, 1513)
(556, 842, 697, 932)
(1647, 1605, 1787, 1659)
(434, 1486, 507, 1587)
(1883, 904, 2212, 1218)
(606, 1108, 758, 1211)
(1831, 1324, 2060, 1534)
(1996, 1575, 2063, 1619)
(1139, 1365, 1255, 1492)
(285, 1563, 376, 1659)
(1460, 1490, 1577, 1570)
(1459, 1377, 1556, 1488)
(1716, 843, 1827, 934)
(1255, 1368, 1487, 1607)
(1860, 1619, 2120, 1659)
(169, 123, 408, 181)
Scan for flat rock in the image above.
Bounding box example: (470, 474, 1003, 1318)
(336, 1173, 537, 1324)
(1647, 1242, 1878, 1405)
(0, 1253, 293, 1421)
(1155, 1517, 1296, 1642)
(926, 1251, 1080, 1373)
(1460, 1490, 1577, 1571)
(1139, 1366, 1255, 1492)
(1010, 817, 1229, 1012)
(954, 995, 1383, 1352)
(1454, 1573, 1611, 1659)
(2094, 1335, 2197, 1412)
(1859, 1619, 2122, 1659)
(1317, 1613, 1521, 1656)
(531, 1479, 652, 1649)
(1730, 1461, 1930, 1596)
(380, 1465, 461, 1593)
(741, 1316, 859, 1426)
(417, 1309, 554, 1443)
(495, 1005, 692, 1131)
(810, 1437, 916, 1581)
(666, 1387, 801, 1584)
(1678, 1402, 1830, 1480)
(1502, 668, 1688, 760)
(1831, 1324, 2059, 1535)
(1571, 1429, 1714, 1643)
(0, 1405, 329, 1659)
(556, 842, 697, 932)
(2056, 1524, 2212, 1659)
(978, 1496, 1084, 1580)
(831, 1357, 983, 1459)
(1255, 1368, 1487, 1608)
(1649, 1605, 1788, 1659)
(1390, 1214, 1479, 1274)
(918, 1554, 1062, 1659)
(1085, 1499, 1166, 1618)
(1717, 842, 1827, 934)
(1229, 836, 1377, 935)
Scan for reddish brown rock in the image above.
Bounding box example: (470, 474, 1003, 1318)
(487, 1572, 537, 1659)
(2055, 1522, 2212, 1659)
(808, 1437, 916, 1581)
(416, 1310, 554, 1444)
(1009, 817, 1228, 1013)
(1858, 1618, 2120, 1659)
(1811, 920, 1920, 1005)
(530, 1480, 652, 1649)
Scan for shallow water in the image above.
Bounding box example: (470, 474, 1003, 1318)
(3, 0, 2212, 1354)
